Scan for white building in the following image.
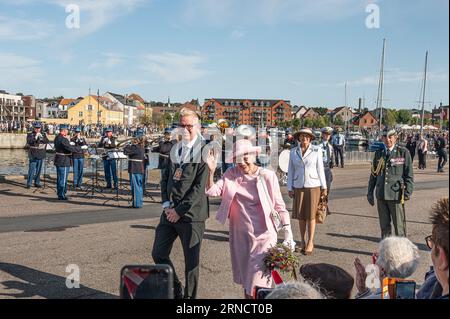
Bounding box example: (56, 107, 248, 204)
(0, 90, 25, 121)
(104, 92, 139, 126)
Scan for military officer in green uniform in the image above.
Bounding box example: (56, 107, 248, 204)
(367, 128, 414, 239)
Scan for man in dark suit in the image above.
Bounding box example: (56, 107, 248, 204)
(26, 122, 49, 189)
(151, 108, 209, 299)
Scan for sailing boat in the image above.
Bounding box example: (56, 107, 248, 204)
(419, 51, 429, 135)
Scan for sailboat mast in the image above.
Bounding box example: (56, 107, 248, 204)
(420, 51, 428, 136)
(377, 38, 386, 131)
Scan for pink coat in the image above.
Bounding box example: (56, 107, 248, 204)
(205, 167, 290, 233)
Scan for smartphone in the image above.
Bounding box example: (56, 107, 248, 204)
(120, 265, 174, 299)
(395, 281, 416, 299)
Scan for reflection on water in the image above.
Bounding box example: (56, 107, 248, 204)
(0, 149, 160, 175)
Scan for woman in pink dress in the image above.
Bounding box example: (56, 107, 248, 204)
(205, 139, 295, 299)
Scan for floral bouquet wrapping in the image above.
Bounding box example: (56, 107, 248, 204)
(263, 243, 299, 283)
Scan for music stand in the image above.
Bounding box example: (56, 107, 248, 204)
(34, 144, 56, 194)
(103, 153, 130, 207)
(82, 155, 106, 199)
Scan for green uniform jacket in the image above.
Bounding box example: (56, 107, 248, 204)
(368, 144, 414, 201)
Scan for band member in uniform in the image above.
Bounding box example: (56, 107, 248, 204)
(98, 127, 118, 189)
(152, 108, 209, 299)
(152, 129, 176, 181)
(71, 127, 87, 190)
(319, 127, 334, 215)
(367, 128, 414, 239)
(124, 129, 145, 208)
(26, 122, 49, 189)
(54, 124, 87, 200)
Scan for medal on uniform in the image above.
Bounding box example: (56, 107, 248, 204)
(173, 167, 183, 181)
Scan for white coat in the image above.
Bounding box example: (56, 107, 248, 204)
(287, 144, 327, 191)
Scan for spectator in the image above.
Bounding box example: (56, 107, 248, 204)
(265, 281, 324, 299)
(299, 263, 354, 299)
(424, 197, 449, 299)
(354, 236, 420, 299)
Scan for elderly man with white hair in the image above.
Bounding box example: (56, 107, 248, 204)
(265, 281, 325, 299)
(354, 236, 420, 299)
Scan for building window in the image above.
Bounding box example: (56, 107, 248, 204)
(79, 112, 83, 117)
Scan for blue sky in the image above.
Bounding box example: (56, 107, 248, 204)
(0, 0, 448, 110)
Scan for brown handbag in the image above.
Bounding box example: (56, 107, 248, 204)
(316, 192, 328, 224)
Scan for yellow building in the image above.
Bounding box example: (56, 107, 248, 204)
(67, 95, 123, 125)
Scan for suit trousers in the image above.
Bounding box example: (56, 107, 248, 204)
(27, 158, 43, 187)
(334, 146, 345, 167)
(376, 199, 407, 239)
(56, 166, 70, 199)
(103, 159, 118, 188)
(73, 158, 84, 187)
(152, 214, 205, 299)
(437, 150, 447, 171)
(418, 150, 427, 169)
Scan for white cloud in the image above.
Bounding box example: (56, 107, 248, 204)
(181, 0, 374, 26)
(141, 52, 210, 83)
(0, 53, 45, 86)
(0, 15, 53, 40)
(89, 53, 124, 69)
(337, 68, 449, 87)
(230, 29, 246, 39)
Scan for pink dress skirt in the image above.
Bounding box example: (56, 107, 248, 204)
(228, 172, 277, 295)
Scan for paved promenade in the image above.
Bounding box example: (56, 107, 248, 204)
(0, 161, 448, 299)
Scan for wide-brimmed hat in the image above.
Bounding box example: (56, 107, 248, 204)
(226, 139, 261, 163)
(297, 128, 316, 140)
(321, 127, 333, 134)
(59, 124, 69, 130)
(105, 127, 113, 133)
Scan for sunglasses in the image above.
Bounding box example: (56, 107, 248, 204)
(178, 124, 195, 130)
(425, 235, 434, 250)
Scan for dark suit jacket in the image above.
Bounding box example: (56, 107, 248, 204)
(161, 138, 209, 222)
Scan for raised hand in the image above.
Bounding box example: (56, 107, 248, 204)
(206, 149, 218, 172)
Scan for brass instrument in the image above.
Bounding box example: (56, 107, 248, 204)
(218, 119, 230, 134)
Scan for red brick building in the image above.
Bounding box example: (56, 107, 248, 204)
(202, 98, 292, 127)
(353, 111, 378, 128)
(22, 95, 36, 120)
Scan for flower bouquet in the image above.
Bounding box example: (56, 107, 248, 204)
(263, 243, 299, 283)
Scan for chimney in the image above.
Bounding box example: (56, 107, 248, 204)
(358, 98, 362, 114)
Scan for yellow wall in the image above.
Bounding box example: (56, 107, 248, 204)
(67, 96, 123, 125)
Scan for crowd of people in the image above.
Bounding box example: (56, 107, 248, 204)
(0, 120, 159, 137)
(20, 110, 449, 300)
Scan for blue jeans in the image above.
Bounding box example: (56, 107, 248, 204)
(130, 173, 143, 208)
(103, 159, 118, 188)
(56, 166, 70, 199)
(73, 158, 84, 187)
(27, 158, 43, 187)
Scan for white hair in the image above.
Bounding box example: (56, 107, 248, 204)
(265, 281, 325, 299)
(179, 107, 200, 125)
(376, 237, 420, 278)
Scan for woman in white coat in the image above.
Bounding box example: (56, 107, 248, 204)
(287, 128, 327, 255)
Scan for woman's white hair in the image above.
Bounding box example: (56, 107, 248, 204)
(376, 236, 420, 278)
(265, 280, 325, 299)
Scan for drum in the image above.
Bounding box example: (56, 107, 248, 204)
(279, 149, 290, 173)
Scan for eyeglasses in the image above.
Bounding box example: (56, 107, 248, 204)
(178, 124, 195, 130)
(425, 235, 434, 250)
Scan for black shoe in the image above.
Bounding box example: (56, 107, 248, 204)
(35, 184, 42, 188)
(26, 185, 31, 189)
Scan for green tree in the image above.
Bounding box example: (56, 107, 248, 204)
(385, 109, 397, 127)
(163, 113, 173, 127)
(173, 112, 180, 123)
(396, 109, 412, 124)
(303, 118, 314, 128)
(292, 118, 301, 131)
(333, 116, 344, 126)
